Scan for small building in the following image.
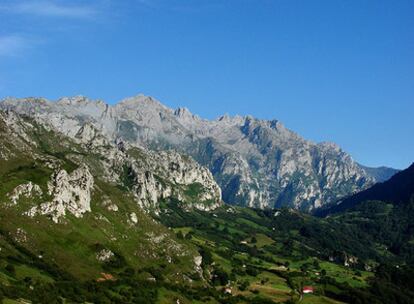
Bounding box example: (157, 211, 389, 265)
(303, 286, 314, 294)
(96, 272, 115, 282)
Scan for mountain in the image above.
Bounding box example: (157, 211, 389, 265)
(0, 94, 384, 211)
(316, 162, 414, 268)
(358, 164, 400, 182)
(318, 162, 414, 216)
(0, 108, 363, 303)
(0, 108, 222, 281)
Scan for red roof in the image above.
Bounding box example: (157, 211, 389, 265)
(303, 286, 314, 292)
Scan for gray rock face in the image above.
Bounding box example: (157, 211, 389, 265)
(28, 164, 94, 223)
(358, 165, 399, 183)
(0, 95, 380, 210)
(0, 108, 222, 224)
(96, 249, 115, 262)
(123, 148, 222, 211)
(7, 182, 43, 206)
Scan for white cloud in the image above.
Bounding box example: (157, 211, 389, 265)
(0, 1, 98, 19)
(0, 35, 29, 57)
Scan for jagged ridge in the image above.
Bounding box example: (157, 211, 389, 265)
(0, 94, 390, 210)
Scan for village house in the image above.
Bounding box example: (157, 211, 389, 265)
(303, 286, 314, 294)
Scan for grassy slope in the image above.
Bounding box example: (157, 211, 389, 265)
(156, 202, 378, 303)
(0, 116, 202, 303)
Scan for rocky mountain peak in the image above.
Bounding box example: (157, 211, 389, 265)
(174, 107, 201, 124)
(0, 94, 392, 211)
(318, 141, 342, 152)
(57, 95, 91, 105)
(1, 97, 50, 114)
(117, 94, 170, 111)
(174, 107, 190, 116)
(217, 114, 231, 121)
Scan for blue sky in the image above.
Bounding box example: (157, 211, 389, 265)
(0, 0, 413, 169)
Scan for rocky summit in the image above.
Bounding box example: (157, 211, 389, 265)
(0, 95, 394, 211)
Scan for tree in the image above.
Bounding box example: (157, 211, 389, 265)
(176, 231, 184, 239)
(284, 261, 290, 268)
(212, 268, 229, 286)
(239, 280, 250, 291)
(5, 264, 15, 275)
(246, 266, 260, 277)
(199, 247, 213, 267)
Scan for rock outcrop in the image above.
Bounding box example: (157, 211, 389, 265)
(7, 182, 43, 206)
(27, 164, 94, 223)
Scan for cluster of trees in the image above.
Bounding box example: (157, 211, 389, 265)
(0, 279, 159, 303)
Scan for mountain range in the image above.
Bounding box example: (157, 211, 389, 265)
(0, 94, 398, 211)
(0, 97, 412, 303)
(318, 162, 414, 216)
